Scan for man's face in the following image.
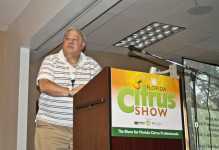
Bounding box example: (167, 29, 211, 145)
(63, 30, 85, 56)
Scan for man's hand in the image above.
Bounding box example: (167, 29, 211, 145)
(69, 85, 85, 96)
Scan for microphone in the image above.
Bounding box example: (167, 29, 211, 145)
(127, 50, 138, 57)
(71, 79, 75, 88)
(70, 73, 75, 88)
(127, 48, 169, 68)
(128, 45, 153, 57)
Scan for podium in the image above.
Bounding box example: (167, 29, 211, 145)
(73, 67, 184, 150)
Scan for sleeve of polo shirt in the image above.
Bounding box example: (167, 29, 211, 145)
(36, 55, 55, 86)
(91, 60, 102, 78)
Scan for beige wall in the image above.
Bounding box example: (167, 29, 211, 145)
(0, 31, 6, 101)
(0, 31, 7, 148)
(27, 57, 44, 150)
(0, 1, 73, 150)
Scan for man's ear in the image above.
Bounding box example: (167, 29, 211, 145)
(82, 42, 86, 52)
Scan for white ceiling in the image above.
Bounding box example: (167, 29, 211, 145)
(83, 0, 219, 64)
(0, 0, 31, 31)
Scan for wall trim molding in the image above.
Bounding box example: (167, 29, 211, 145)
(17, 47, 30, 150)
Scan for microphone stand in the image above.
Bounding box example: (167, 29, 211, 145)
(128, 46, 218, 150)
(190, 71, 200, 150)
(128, 46, 219, 81)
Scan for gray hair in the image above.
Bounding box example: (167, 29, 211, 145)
(64, 27, 86, 42)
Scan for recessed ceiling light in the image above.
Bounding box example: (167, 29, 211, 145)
(171, 26, 179, 32)
(136, 42, 144, 49)
(164, 30, 171, 35)
(153, 22, 160, 27)
(135, 39, 141, 43)
(146, 26, 153, 31)
(150, 37, 157, 42)
(144, 40, 151, 45)
(132, 33, 138, 38)
(155, 29, 161, 33)
(130, 41, 135, 46)
(162, 25, 170, 29)
(127, 37, 133, 42)
(113, 22, 185, 50)
(139, 30, 145, 35)
(157, 34, 164, 39)
(148, 32, 154, 37)
(142, 35, 148, 40)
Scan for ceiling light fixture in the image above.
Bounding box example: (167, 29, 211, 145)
(114, 22, 185, 50)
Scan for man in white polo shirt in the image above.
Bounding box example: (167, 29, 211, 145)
(35, 27, 101, 150)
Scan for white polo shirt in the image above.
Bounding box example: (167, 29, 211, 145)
(36, 49, 101, 127)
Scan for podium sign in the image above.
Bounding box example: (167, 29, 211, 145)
(111, 68, 183, 139)
(74, 67, 184, 150)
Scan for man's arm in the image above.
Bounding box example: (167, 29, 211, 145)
(38, 79, 84, 97)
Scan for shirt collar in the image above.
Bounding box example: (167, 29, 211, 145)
(58, 49, 86, 67)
